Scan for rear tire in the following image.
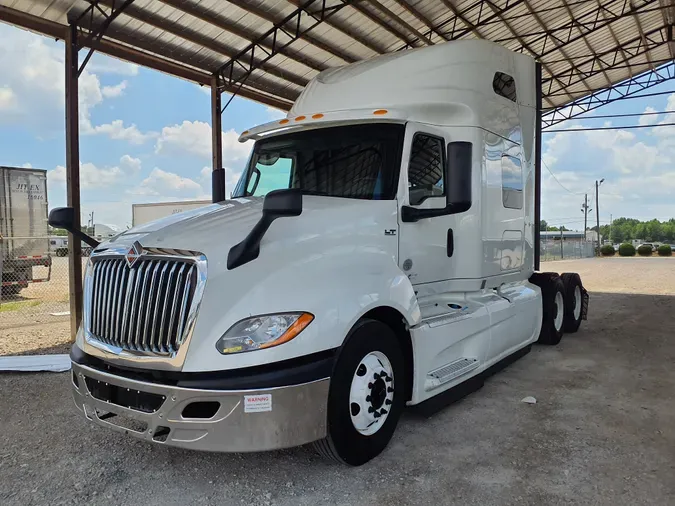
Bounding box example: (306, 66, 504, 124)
(531, 273, 565, 345)
(313, 319, 405, 466)
(560, 272, 584, 333)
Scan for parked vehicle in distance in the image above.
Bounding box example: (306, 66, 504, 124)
(1, 166, 51, 296)
(52, 40, 588, 465)
(638, 243, 656, 252)
(50, 236, 93, 257)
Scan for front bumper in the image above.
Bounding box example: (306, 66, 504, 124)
(71, 362, 330, 452)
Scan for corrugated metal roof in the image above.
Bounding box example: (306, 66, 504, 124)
(1, 0, 674, 114)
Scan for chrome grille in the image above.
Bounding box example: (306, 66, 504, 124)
(87, 256, 199, 354)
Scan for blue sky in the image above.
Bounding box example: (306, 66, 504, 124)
(1, 22, 673, 231)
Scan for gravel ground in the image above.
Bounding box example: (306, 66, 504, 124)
(1, 258, 675, 505)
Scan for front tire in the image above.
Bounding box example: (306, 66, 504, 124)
(314, 319, 405, 466)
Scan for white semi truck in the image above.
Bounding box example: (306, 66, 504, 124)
(50, 40, 587, 465)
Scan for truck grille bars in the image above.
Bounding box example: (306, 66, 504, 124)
(86, 255, 200, 355)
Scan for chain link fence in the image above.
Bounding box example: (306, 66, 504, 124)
(540, 239, 596, 261)
(1, 238, 78, 357)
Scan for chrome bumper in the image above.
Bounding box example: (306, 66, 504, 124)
(71, 362, 329, 452)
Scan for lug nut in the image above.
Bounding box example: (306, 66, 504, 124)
(385, 399, 392, 405)
(373, 411, 381, 418)
(368, 382, 373, 389)
(365, 395, 371, 402)
(385, 376, 392, 382)
(380, 371, 387, 378)
(374, 373, 379, 380)
(368, 406, 375, 413)
(380, 409, 388, 415)
(387, 387, 394, 393)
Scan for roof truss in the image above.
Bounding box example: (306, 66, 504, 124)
(0, 0, 673, 116)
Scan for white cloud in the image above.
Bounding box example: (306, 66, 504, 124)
(0, 24, 141, 140)
(85, 119, 157, 144)
(120, 154, 141, 172)
(154, 120, 252, 161)
(85, 56, 139, 76)
(131, 168, 205, 197)
(0, 86, 17, 110)
(638, 106, 659, 126)
(101, 81, 127, 98)
(48, 162, 124, 190)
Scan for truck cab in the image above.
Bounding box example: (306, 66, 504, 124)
(62, 40, 586, 466)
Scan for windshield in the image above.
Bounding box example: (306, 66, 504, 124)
(232, 123, 405, 200)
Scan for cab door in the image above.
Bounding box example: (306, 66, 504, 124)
(397, 124, 457, 286)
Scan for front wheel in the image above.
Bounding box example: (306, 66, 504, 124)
(314, 319, 405, 466)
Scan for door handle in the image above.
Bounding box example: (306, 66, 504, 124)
(447, 229, 454, 257)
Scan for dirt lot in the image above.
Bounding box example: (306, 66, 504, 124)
(1, 258, 675, 505)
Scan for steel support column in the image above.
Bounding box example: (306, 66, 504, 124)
(211, 75, 225, 203)
(65, 24, 83, 339)
(534, 61, 542, 272)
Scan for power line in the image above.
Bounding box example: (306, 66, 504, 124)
(544, 122, 675, 133)
(541, 159, 586, 195)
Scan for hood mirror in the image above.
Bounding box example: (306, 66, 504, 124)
(48, 207, 100, 248)
(228, 189, 303, 269)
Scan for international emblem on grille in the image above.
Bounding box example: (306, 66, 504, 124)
(125, 241, 143, 268)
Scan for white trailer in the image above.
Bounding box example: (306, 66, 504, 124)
(53, 40, 587, 465)
(132, 200, 211, 227)
(1, 166, 51, 296)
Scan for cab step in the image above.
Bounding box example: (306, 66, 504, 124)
(425, 357, 479, 391)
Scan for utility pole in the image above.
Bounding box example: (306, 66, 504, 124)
(581, 194, 591, 241)
(595, 179, 604, 253)
(609, 214, 613, 244)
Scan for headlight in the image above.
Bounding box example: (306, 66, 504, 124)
(216, 312, 314, 354)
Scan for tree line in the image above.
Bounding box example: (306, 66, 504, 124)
(540, 218, 675, 243)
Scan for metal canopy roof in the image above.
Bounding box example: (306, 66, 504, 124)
(1, 0, 674, 125)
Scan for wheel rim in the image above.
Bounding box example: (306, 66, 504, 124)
(349, 351, 394, 436)
(554, 291, 564, 332)
(573, 285, 582, 320)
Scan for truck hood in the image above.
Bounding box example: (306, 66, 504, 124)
(108, 198, 264, 254)
(106, 196, 397, 258)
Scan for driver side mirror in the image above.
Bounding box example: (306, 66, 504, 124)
(401, 141, 472, 222)
(48, 207, 100, 248)
(228, 189, 303, 269)
(48, 207, 75, 230)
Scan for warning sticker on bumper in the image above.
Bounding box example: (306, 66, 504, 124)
(244, 394, 272, 413)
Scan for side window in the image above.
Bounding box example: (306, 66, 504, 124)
(501, 155, 523, 209)
(408, 134, 444, 205)
(246, 154, 293, 196)
(493, 72, 517, 102)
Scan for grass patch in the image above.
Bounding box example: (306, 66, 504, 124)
(0, 300, 42, 312)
